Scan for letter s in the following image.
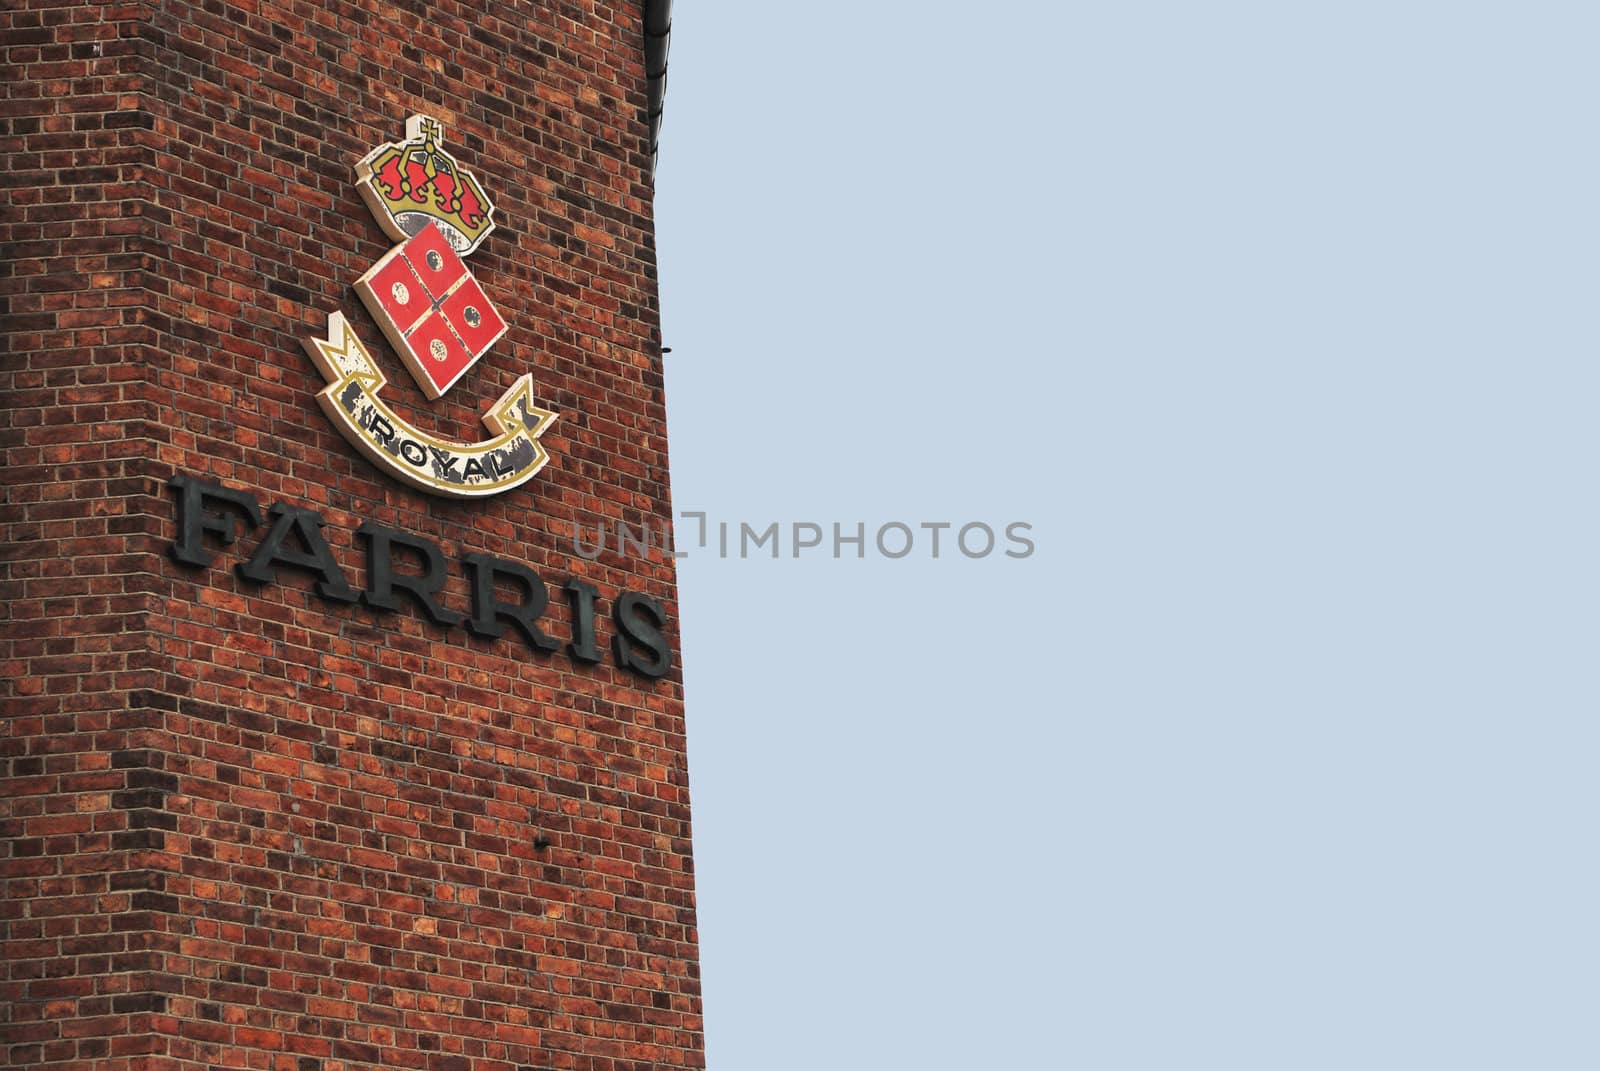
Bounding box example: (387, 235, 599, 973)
(611, 591, 673, 679)
(1005, 521, 1035, 559)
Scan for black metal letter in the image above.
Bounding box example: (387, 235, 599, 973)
(461, 553, 558, 653)
(563, 578, 603, 664)
(167, 474, 263, 568)
(236, 503, 357, 603)
(611, 591, 672, 679)
(358, 523, 463, 626)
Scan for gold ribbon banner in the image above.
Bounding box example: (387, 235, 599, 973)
(305, 312, 556, 498)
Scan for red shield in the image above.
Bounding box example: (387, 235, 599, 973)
(354, 222, 507, 399)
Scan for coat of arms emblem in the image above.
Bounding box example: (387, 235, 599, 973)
(305, 115, 555, 497)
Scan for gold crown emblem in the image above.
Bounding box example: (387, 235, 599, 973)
(355, 115, 496, 255)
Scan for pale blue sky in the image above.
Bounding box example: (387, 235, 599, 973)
(655, 3, 1598, 1067)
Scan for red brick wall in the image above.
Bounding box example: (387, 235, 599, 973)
(2, 3, 701, 1070)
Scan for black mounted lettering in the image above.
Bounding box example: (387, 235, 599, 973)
(236, 503, 358, 604)
(563, 578, 603, 664)
(461, 553, 558, 653)
(167, 474, 262, 568)
(358, 523, 464, 627)
(611, 591, 672, 679)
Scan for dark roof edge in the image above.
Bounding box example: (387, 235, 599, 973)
(644, 0, 671, 174)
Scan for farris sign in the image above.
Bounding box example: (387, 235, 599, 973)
(166, 475, 674, 680)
